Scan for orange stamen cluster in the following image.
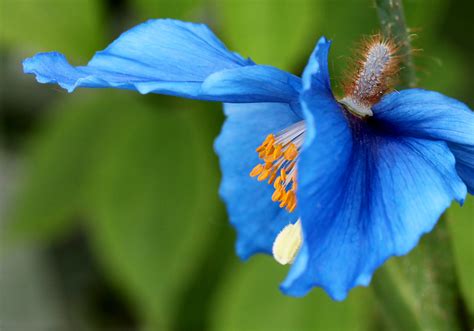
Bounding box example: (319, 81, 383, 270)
(250, 133, 299, 213)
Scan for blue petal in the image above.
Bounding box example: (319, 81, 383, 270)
(214, 102, 300, 259)
(302, 36, 332, 97)
(373, 89, 474, 195)
(280, 59, 467, 300)
(373, 89, 474, 146)
(23, 19, 300, 103)
(201, 65, 301, 103)
(449, 143, 474, 194)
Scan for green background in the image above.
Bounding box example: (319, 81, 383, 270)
(0, 0, 472, 330)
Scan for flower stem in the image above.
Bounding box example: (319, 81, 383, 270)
(372, 220, 469, 331)
(375, 0, 416, 88)
(373, 1, 470, 330)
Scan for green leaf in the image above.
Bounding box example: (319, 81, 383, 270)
(448, 196, 474, 316)
(5, 89, 227, 328)
(416, 45, 467, 95)
(0, 0, 104, 58)
(6, 93, 112, 242)
(403, 0, 464, 93)
(213, 0, 321, 71)
(132, 0, 203, 20)
(210, 255, 373, 331)
(372, 218, 468, 331)
(404, 0, 447, 30)
(308, 1, 377, 95)
(85, 95, 223, 329)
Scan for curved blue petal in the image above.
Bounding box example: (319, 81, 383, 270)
(201, 65, 301, 103)
(373, 89, 474, 195)
(302, 36, 332, 97)
(280, 55, 467, 300)
(23, 19, 300, 103)
(448, 143, 474, 194)
(214, 102, 301, 259)
(373, 89, 474, 146)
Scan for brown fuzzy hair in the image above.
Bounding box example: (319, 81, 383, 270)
(343, 34, 400, 106)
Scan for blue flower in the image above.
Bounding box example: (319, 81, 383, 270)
(23, 19, 474, 300)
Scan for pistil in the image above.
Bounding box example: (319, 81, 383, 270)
(340, 35, 398, 117)
(272, 219, 303, 265)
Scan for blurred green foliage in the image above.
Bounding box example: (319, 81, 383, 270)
(210, 256, 374, 331)
(1, 0, 105, 58)
(0, 0, 472, 330)
(213, 0, 320, 70)
(448, 196, 474, 312)
(134, 0, 203, 19)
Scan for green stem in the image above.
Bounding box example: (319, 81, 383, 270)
(375, 0, 416, 88)
(373, 1, 469, 330)
(373, 220, 468, 331)
(371, 266, 421, 331)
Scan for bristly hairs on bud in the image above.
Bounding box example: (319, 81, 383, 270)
(339, 34, 400, 117)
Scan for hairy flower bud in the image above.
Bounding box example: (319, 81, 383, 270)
(340, 35, 399, 117)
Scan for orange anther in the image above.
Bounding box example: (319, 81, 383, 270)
(282, 190, 297, 213)
(251, 131, 301, 213)
(264, 155, 276, 163)
(274, 177, 282, 189)
(284, 144, 298, 161)
(264, 134, 275, 144)
(257, 134, 273, 149)
(250, 164, 264, 177)
(273, 144, 283, 159)
(272, 189, 283, 202)
(286, 190, 296, 205)
(265, 146, 275, 157)
(279, 191, 289, 208)
(257, 135, 272, 152)
(258, 169, 271, 181)
(287, 202, 296, 213)
(268, 171, 277, 184)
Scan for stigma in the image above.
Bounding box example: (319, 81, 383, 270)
(250, 121, 305, 213)
(272, 219, 303, 265)
(340, 35, 398, 117)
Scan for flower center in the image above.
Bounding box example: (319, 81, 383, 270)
(250, 121, 305, 213)
(340, 35, 398, 117)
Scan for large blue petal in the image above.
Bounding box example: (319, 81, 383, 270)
(280, 51, 467, 300)
(214, 102, 301, 259)
(373, 89, 474, 192)
(23, 19, 300, 103)
(373, 89, 474, 146)
(201, 65, 301, 103)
